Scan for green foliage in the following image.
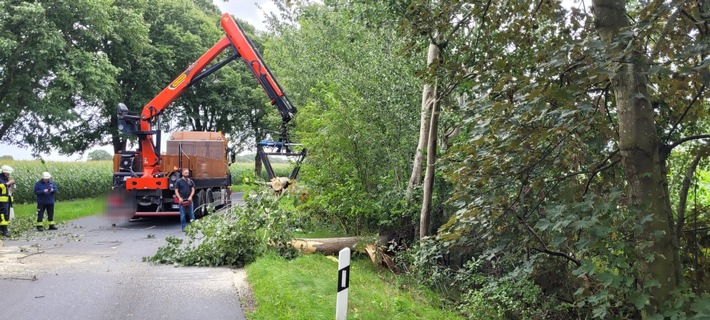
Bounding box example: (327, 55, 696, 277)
(391, 0, 710, 318)
(669, 163, 710, 292)
(87, 149, 112, 161)
(458, 277, 557, 320)
(1, 0, 277, 155)
(265, 1, 422, 236)
(148, 189, 299, 267)
(3, 160, 111, 204)
(0, 0, 120, 154)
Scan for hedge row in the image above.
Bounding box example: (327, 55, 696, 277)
(1, 160, 293, 204)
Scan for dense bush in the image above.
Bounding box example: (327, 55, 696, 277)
(265, 3, 422, 237)
(2, 160, 112, 204)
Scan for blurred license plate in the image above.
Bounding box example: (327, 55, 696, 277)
(171, 204, 178, 209)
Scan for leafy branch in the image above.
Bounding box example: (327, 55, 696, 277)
(513, 209, 581, 267)
(664, 84, 706, 143)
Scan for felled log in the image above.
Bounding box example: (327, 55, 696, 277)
(269, 177, 291, 192)
(289, 235, 391, 255)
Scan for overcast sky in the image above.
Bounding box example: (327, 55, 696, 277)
(0, 0, 276, 161)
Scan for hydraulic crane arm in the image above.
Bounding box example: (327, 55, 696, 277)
(118, 13, 298, 178)
(221, 16, 297, 124)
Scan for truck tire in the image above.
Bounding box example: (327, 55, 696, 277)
(206, 189, 214, 214)
(194, 190, 206, 219)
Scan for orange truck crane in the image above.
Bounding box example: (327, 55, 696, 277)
(112, 13, 305, 219)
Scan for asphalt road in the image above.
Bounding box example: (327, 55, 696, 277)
(0, 192, 247, 320)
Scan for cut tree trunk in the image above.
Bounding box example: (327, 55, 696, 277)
(289, 236, 391, 255)
(254, 153, 262, 178)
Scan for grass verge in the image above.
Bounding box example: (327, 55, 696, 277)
(245, 253, 461, 320)
(6, 197, 106, 238)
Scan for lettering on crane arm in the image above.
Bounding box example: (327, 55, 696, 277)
(168, 62, 197, 90)
(169, 74, 187, 90)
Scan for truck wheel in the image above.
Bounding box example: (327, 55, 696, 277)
(194, 190, 206, 219)
(205, 189, 214, 215)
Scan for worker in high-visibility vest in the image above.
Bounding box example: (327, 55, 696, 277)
(0, 165, 16, 237)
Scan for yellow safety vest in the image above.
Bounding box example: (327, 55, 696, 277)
(0, 182, 7, 202)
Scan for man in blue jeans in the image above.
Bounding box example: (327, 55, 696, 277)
(174, 168, 195, 231)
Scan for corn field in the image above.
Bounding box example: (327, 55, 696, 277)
(3, 160, 113, 204)
(1, 160, 293, 204)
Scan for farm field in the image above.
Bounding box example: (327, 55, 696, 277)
(0, 160, 292, 204)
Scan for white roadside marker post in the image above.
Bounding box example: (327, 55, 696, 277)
(336, 247, 351, 320)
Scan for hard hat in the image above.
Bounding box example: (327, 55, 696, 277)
(1, 165, 13, 174)
(42, 172, 51, 179)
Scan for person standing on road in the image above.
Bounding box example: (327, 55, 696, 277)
(0, 165, 16, 237)
(175, 168, 195, 231)
(34, 172, 58, 231)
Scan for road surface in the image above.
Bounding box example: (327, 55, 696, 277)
(0, 192, 248, 320)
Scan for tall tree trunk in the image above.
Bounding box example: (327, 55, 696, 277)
(407, 42, 440, 200)
(255, 153, 262, 177)
(420, 84, 439, 239)
(593, 0, 680, 315)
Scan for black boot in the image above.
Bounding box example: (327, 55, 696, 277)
(0, 226, 9, 237)
(48, 224, 58, 230)
(36, 226, 44, 231)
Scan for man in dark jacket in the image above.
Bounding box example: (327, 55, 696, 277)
(174, 168, 195, 231)
(34, 172, 58, 231)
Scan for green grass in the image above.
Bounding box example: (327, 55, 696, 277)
(6, 197, 106, 238)
(246, 253, 462, 320)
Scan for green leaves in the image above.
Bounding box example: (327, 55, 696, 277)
(263, 1, 423, 234)
(148, 189, 299, 267)
(0, 0, 120, 154)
